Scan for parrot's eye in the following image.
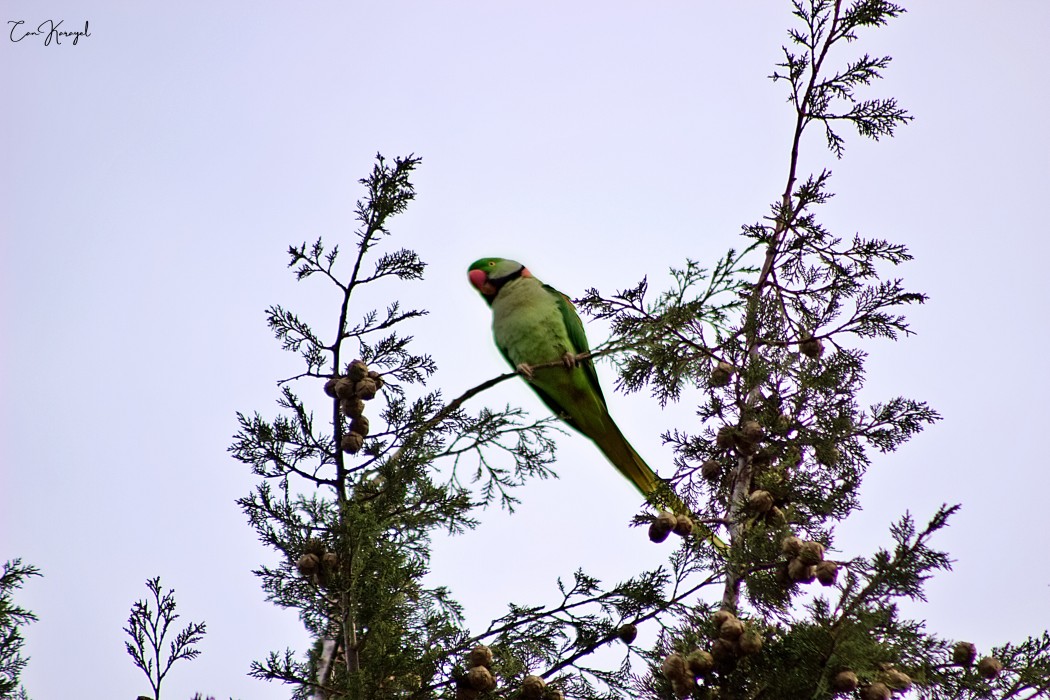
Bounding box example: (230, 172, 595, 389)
(488, 261, 495, 266)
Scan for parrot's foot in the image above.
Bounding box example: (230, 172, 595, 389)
(561, 352, 577, 369)
(516, 363, 535, 380)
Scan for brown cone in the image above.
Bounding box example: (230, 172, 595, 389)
(466, 665, 496, 692)
(830, 670, 858, 692)
(467, 645, 493, 669)
(977, 656, 1003, 680)
(648, 512, 677, 543)
(347, 360, 369, 382)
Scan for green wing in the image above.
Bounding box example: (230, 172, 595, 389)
(543, 283, 607, 406)
(494, 284, 607, 432)
(495, 341, 581, 428)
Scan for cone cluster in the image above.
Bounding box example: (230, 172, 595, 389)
(945, 640, 1002, 679)
(648, 511, 695, 543)
(455, 646, 496, 700)
(296, 537, 339, 586)
(828, 662, 917, 698)
(661, 610, 764, 697)
(455, 645, 562, 700)
(828, 666, 913, 698)
(715, 419, 765, 455)
(323, 359, 384, 455)
(779, 535, 837, 587)
(712, 414, 793, 531)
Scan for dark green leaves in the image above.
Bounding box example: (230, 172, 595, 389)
(354, 153, 420, 247)
(775, 0, 912, 158)
(232, 154, 573, 697)
(123, 577, 207, 700)
(577, 251, 758, 407)
(0, 559, 41, 698)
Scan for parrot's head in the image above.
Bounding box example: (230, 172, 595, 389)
(468, 257, 531, 302)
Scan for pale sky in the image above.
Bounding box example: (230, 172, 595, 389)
(3, 2, 1049, 698)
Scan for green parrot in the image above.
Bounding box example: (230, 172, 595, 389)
(468, 257, 726, 550)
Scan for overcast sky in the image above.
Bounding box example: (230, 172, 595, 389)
(3, 2, 1049, 698)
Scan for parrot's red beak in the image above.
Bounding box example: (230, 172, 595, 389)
(469, 269, 497, 296)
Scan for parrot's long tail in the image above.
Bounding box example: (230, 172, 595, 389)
(591, 417, 728, 553)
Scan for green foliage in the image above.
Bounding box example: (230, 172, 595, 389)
(232, 154, 569, 698)
(571, 1, 1050, 699)
(0, 559, 40, 699)
(230, 4, 1049, 700)
(123, 576, 207, 700)
(775, 0, 911, 159)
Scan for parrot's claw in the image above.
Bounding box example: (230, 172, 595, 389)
(561, 352, 577, 369)
(516, 363, 535, 380)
